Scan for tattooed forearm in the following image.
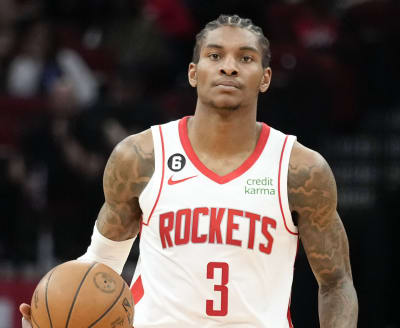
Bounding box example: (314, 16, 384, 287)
(97, 130, 154, 241)
(288, 142, 358, 327)
(319, 278, 358, 327)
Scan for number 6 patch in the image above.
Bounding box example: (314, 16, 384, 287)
(167, 153, 186, 172)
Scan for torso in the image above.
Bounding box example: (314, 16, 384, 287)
(131, 117, 298, 327)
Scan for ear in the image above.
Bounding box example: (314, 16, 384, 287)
(259, 67, 272, 93)
(188, 63, 197, 88)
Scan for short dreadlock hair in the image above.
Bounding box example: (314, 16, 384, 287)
(192, 15, 271, 68)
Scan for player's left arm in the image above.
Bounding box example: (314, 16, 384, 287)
(288, 142, 358, 327)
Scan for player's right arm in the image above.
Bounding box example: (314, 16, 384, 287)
(75, 129, 154, 274)
(20, 129, 154, 326)
(97, 129, 154, 241)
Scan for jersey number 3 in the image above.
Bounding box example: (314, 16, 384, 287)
(206, 262, 229, 316)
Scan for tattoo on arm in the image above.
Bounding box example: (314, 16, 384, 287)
(97, 132, 154, 240)
(288, 146, 358, 327)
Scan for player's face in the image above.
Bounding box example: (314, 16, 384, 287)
(188, 26, 271, 111)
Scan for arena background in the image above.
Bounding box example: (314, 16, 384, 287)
(0, 0, 399, 327)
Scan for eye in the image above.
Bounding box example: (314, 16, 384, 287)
(241, 55, 253, 63)
(208, 53, 221, 61)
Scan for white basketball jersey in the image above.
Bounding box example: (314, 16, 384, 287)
(131, 117, 298, 328)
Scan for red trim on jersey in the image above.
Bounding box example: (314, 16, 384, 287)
(131, 275, 144, 304)
(287, 236, 300, 327)
(143, 125, 165, 226)
(278, 135, 298, 235)
(178, 116, 270, 184)
(139, 215, 143, 236)
(287, 297, 294, 328)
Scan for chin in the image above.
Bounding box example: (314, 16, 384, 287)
(209, 98, 241, 111)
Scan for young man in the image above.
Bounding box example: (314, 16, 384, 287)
(21, 15, 358, 327)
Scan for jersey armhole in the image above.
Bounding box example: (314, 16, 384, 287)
(278, 135, 299, 235)
(139, 125, 165, 225)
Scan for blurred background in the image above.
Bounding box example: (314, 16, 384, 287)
(0, 0, 399, 327)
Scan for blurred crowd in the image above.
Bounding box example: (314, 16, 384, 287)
(1, 0, 399, 270)
(0, 0, 400, 325)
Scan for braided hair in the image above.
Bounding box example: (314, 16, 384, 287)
(192, 15, 271, 68)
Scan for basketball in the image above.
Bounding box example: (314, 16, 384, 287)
(30, 260, 134, 328)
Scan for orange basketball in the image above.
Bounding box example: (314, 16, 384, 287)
(30, 260, 134, 328)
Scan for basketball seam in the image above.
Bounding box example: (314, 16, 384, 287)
(65, 262, 97, 328)
(31, 313, 40, 328)
(45, 269, 56, 328)
(87, 283, 126, 328)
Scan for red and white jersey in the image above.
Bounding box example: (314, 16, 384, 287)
(131, 117, 298, 327)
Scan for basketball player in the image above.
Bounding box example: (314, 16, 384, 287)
(21, 15, 358, 327)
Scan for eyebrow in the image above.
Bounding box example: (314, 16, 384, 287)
(204, 44, 223, 49)
(204, 44, 260, 54)
(239, 46, 259, 53)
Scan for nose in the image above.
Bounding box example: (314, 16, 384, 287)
(219, 56, 238, 76)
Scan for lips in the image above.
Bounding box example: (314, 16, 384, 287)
(214, 79, 242, 89)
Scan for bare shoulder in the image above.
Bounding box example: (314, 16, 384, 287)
(288, 141, 337, 227)
(104, 129, 155, 201)
(109, 129, 154, 167)
(289, 141, 333, 175)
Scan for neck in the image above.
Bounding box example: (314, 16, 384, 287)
(188, 102, 260, 157)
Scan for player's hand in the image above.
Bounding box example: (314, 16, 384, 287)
(19, 303, 32, 328)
